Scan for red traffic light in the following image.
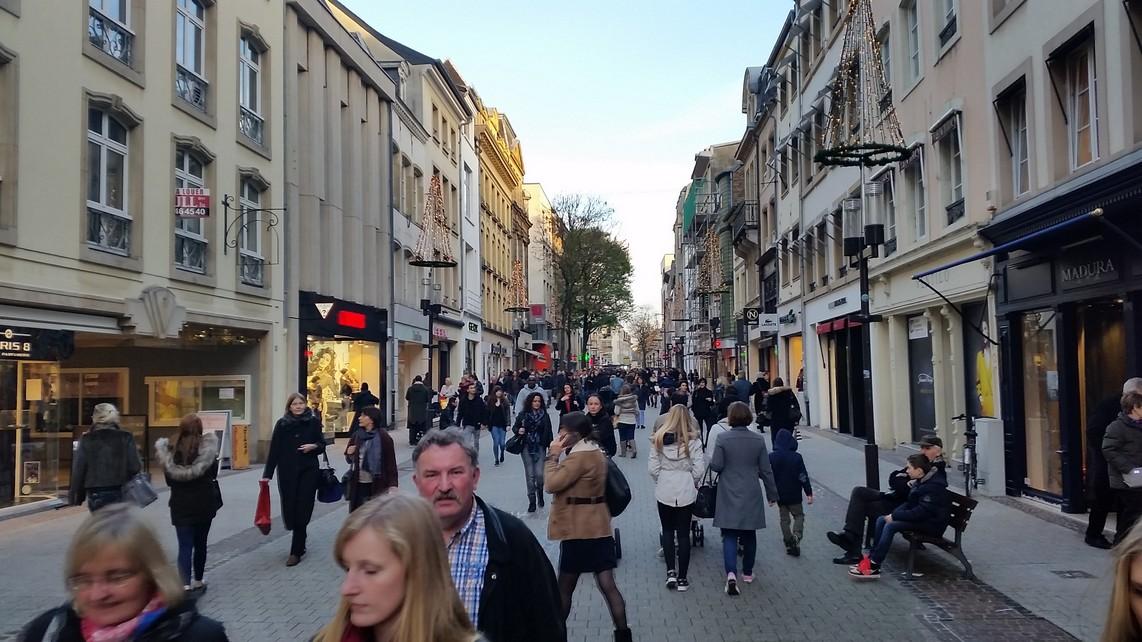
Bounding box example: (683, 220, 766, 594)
(713, 339, 722, 350)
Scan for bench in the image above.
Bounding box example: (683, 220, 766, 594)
(901, 490, 978, 580)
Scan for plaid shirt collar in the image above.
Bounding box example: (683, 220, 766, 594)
(447, 501, 489, 628)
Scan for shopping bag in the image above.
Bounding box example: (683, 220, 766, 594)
(121, 473, 158, 508)
(255, 479, 272, 535)
(317, 452, 344, 503)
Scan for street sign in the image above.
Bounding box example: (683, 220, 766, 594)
(174, 187, 210, 218)
(744, 307, 761, 325)
(759, 314, 780, 332)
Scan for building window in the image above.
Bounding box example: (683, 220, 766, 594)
(174, 148, 207, 272)
(878, 28, 891, 97)
(1065, 40, 1098, 170)
(88, 0, 133, 67)
(938, 0, 957, 48)
(904, 148, 927, 240)
(432, 104, 440, 140)
(87, 108, 131, 255)
(789, 138, 800, 185)
(935, 114, 964, 224)
(146, 375, 250, 427)
(883, 171, 897, 255)
(175, 0, 208, 111)
(238, 178, 264, 286)
(904, 1, 920, 82)
(238, 35, 264, 145)
(998, 81, 1030, 197)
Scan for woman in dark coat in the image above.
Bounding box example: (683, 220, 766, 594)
(154, 414, 222, 591)
(557, 383, 583, 417)
(344, 406, 397, 512)
(767, 378, 800, 448)
(585, 394, 617, 458)
(262, 392, 326, 566)
(69, 403, 142, 511)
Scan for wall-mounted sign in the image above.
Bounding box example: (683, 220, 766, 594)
(908, 316, 929, 340)
(759, 314, 780, 332)
(828, 297, 848, 309)
(0, 327, 75, 361)
(174, 187, 210, 218)
(529, 304, 546, 324)
(468, 322, 479, 333)
(1059, 254, 1118, 290)
(743, 308, 761, 325)
(432, 327, 448, 339)
(779, 310, 797, 325)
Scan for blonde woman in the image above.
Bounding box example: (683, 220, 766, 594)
(648, 404, 706, 591)
(19, 503, 228, 641)
(316, 493, 483, 642)
(1103, 519, 1142, 641)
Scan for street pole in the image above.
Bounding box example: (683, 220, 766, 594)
(859, 249, 879, 490)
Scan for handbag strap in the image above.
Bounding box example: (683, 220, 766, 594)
(321, 451, 332, 469)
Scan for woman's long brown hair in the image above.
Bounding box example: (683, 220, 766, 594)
(174, 413, 203, 464)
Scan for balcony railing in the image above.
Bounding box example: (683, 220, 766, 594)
(89, 8, 133, 67)
(938, 14, 958, 47)
(176, 65, 209, 112)
(731, 202, 760, 248)
(239, 106, 264, 145)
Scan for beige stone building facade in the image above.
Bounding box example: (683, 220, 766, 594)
(0, 0, 285, 512)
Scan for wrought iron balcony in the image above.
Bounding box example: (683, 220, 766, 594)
(89, 8, 133, 67)
(176, 65, 209, 112)
(239, 106, 264, 145)
(731, 202, 760, 249)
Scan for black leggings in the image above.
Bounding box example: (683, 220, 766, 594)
(657, 502, 693, 579)
(558, 570, 627, 629)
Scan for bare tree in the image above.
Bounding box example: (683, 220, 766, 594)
(626, 305, 662, 368)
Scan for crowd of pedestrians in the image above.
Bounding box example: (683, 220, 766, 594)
(31, 366, 1142, 641)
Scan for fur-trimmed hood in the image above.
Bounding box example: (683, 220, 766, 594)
(154, 432, 220, 481)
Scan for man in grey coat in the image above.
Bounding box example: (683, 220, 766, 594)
(709, 401, 778, 596)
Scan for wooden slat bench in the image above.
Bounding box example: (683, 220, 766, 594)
(901, 490, 978, 580)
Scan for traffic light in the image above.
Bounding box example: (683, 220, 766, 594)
(712, 339, 722, 350)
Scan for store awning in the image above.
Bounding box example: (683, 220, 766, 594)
(519, 348, 542, 358)
(815, 317, 862, 334)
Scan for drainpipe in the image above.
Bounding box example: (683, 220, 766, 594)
(388, 103, 399, 428)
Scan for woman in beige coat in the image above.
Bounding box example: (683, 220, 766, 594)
(544, 411, 631, 642)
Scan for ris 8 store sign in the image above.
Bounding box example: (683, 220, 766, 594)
(174, 188, 211, 218)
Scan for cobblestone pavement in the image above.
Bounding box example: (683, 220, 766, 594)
(0, 408, 1088, 641)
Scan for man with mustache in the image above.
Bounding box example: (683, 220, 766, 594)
(413, 427, 565, 642)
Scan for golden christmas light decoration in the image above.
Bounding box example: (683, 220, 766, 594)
(409, 175, 457, 268)
(505, 259, 528, 312)
(815, 0, 907, 167)
(698, 225, 728, 294)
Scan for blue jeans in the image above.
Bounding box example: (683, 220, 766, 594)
(490, 426, 507, 460)
(721, 529, 757, 576)
(87, 487, 123, 512)
(636, 408, 646, 427)
(175, 522, 212, 584)
(869, 516, 922, 565)
(521, 450, 544, 500)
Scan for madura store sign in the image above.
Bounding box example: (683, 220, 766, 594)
(1059, 252, 1119, 291)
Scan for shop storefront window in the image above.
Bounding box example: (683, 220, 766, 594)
(1022, 310, 1063, 496)
(306, 338, 381, 435)
(0, 360, 64, 509)
(146, 376, 250, 427)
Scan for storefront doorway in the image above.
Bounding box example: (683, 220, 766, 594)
(1020, 309, 1063, 497)
(907, 316, 936, 442)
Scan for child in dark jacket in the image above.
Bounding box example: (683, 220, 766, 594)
(850, 454, 950, 578)
(769, 429, 814, 556)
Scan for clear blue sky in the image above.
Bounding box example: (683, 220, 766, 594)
(340, 0, 788, 309)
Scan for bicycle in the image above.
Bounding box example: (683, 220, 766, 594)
(952, 414, 979, 497)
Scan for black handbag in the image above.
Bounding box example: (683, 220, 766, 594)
(317, 452, 344, 503)
(604, 456, 632, 517)
(693, 467, 718, 519)
(504, 433, 525, 455)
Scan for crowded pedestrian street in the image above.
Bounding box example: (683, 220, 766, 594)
(0, 403, 1112, 641)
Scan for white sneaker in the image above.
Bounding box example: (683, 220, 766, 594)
(665, 571, 677, 589)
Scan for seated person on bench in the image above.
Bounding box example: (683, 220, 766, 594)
(827, 434, 946, 564)
(849, 454, 951, 578)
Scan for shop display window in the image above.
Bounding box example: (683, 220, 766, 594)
(1021, 310, 1062, 496)
(306, 338, 381, 434)
(146, 375, 250, 427)
(1, 360, 64, 509)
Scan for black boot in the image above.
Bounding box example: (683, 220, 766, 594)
(527, 494, 536, 513)
(614, 628, 632, 642)
(537, 493, 545, 508)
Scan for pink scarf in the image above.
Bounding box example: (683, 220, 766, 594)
(80, 596, 165, 642)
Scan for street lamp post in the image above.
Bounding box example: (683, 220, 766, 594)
(842, 184, 885, 489)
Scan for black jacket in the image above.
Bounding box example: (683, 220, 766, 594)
(475, 496, 566, 642)
(69, 425, 142, 505)
(587, 410, 616, 458)
(1087, 395, 1119, 498)
(768, 429, 812, 505)
(691, 388, 714, 418)
(457, 395, 489, 427)
(21, 599, 228, 642)
(404, 382, 433, 424)
(262, 409, 326, 529)
(556, 394, 582, 416)
(512, 410, 554, 451)
(154, 432, 222, 527)
(891, 469, 951, 535)
(485, 397, 511, 427)
(767, 387, 800, 430)
(1104, 413, 1142, 491)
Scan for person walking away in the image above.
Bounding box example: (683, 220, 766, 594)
(68, 403, 141, 512)
(1104, 390, 1142, 544)
(649, 405, 706, 592)
(614, 385, 639, 459)
(767, 378, 801, 446)
(1101, 518, 1142, 641)
(709, 402, 778, 596)
(315, 493, 482, 642)
(349, 381, 381, 434)
(691, 379, 715, 441)
(557, 383, 583, 417)
(635, 375, 650, 429)
(732, 373, 752, 405)
(262, 392, 326, 566)
(514, 392, 554, 513)
(585, 394, 618, 458)
(438, 378, 459, 429)
(1088, 379, 1142, 548)
(544, 412, 631, 642)
(344, 407, 398, 512)
(850, 454, 949, 578)
(826, 434, 944, 564)
(769, 428, 813, 557)
(752, 373, 771, 432)
(154, 414, 223, 592)
(457, 384, 489, 459)
(485, 386, 512, 466)
(412, 428, 565, 642)
(405, 375, 433, 445)
(19, 503, 229, 641)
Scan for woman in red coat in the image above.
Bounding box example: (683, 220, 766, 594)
(344, 407, 398, 512)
